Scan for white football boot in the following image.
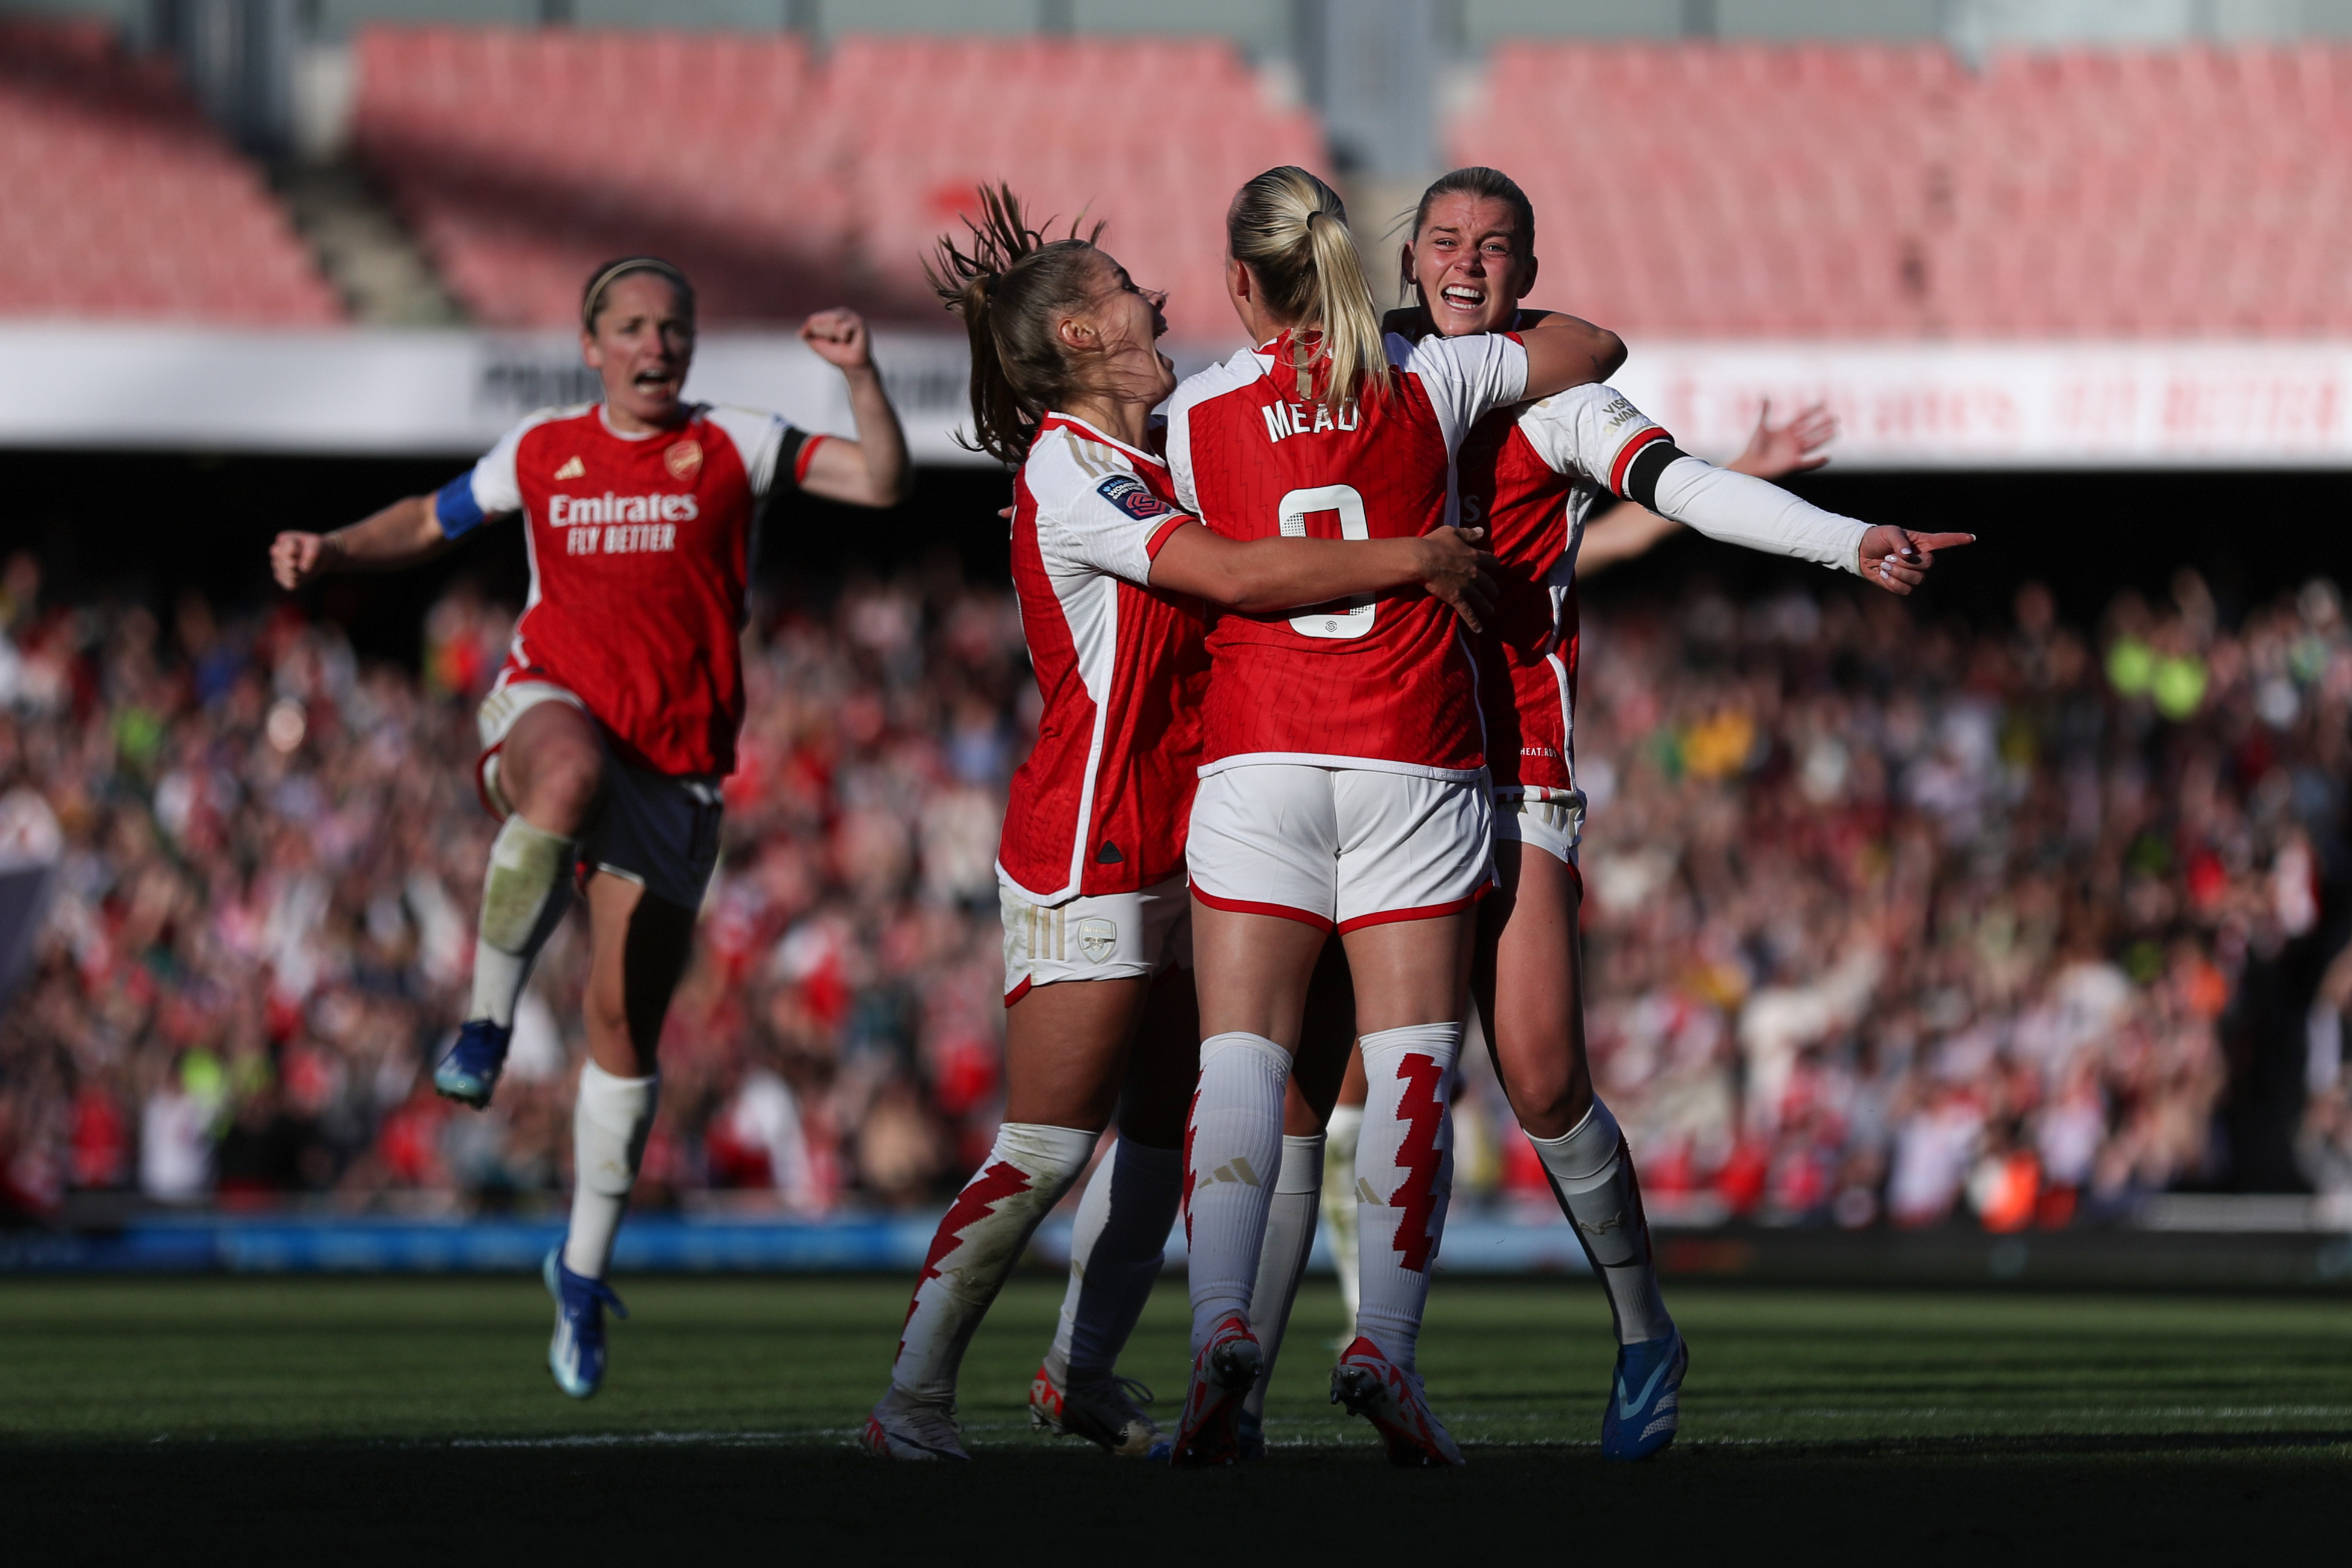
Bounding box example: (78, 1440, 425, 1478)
(861, 1386, 971, 1461)
(1330, 1336, 1465, 1467)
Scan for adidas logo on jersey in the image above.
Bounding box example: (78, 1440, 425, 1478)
(552, 455, 586, 480)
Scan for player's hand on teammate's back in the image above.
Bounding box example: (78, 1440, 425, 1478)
(1417, 524, 1499, 632)
(800, 308, 875, 370)
(1730, 399, 1839, 481)
(1859, 526, 1974, 595)
(269, 530, 331, 591)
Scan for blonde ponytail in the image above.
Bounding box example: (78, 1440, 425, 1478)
(1228, 167, 1388, 418)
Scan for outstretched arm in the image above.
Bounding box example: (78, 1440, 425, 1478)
(1637, 454, 1971, 596)
(1580, 399, 1839, 576)
(1149, 523, 1497, 630)
(796, 308, 914, 508)
(270, 494, 456, 590)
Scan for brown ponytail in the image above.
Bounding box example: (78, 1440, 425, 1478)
(1226, 166, 1387, 418)
(925, 185, 1110, 466)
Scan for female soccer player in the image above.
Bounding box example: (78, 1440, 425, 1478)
(269, 257, 912, 1399)
(1161, 166, 1630, 1467)
(1237, 166, 1971, 1462)
(862, 190, 1498, 1462)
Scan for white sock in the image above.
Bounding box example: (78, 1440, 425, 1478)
(1046, 1137, 1180, 1388)
(891, 1121, 1096, 1404)
(1243, 1131, 1324, 1420)
(1531, 1098, 1673, 1345)
(469, 814, 576, 1027)
(1320, 1103, 1364, 1336)
(1352, 1022, 1461, 1375)
(563, 1061, 658, 1279)
(1183, 1031, 1289, 1354)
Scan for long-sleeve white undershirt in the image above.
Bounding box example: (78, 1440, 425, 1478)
(1647, 455, 1868, 576)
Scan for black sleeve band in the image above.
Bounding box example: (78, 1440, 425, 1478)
(776, 425, 810, 489)
(1623, 440, 1687, 512)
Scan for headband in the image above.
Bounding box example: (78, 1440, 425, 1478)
(581, 257, 693, 332)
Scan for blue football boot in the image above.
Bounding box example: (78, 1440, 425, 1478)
(1603, 1331, 1687, 1460)
(544, 1246, 627, 1399)
(432, 1019, 510, 1109)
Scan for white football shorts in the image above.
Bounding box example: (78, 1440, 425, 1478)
(1492, 786, 1586, 869)
(1187, 764, 1494, 933)
(1000, 873, 1192, 1004)
(475, 679, 591, 818)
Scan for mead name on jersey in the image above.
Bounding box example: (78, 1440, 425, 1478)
(1261, 400, 1361, 443)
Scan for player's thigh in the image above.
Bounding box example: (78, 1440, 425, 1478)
(1287, 935, 1358, 1129)
(582, 871, 696, 1075)
(1000, 876, 1189, 1131)
(1339, 909, 1475, 1035)
(1190, 901, 1327, 1049)
(1187, 764, 1341, 1048)
(1477, 839, 1592, 1139)
(1329, 768, 1489, 1033)
(1003, 974, 1153, 1132)
(492, 695, 605, 832)
(1117, 965, 1200, 1150)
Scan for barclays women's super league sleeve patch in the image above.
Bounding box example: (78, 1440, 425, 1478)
(1096, 474, 1172, 521)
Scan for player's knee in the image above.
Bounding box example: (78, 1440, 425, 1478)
(1500, 1037, 1592, 1139)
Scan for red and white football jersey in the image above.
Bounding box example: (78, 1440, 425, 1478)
(437, 402, 820, 778)
(1456, 369, 1674, 795)
(1164, 329, 1529, 780)
(998, 413, 1206, 903)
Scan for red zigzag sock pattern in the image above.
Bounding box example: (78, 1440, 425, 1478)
(896, 1158, 1032, 1362)
(1388, 1053, 1446, 1272)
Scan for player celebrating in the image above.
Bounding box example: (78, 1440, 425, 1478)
(863, 190, 1499, 1461)
(1235, 166, 1971, 1461)
(270, 257, 912, 1399)
(1161, 166, 1629, 1467)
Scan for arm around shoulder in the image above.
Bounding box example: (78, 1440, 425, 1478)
(1520, 316, 1627, 400)
(1147, 521, 1495, 629)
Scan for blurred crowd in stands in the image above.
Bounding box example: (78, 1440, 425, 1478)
(0, 550, 2345, 1228)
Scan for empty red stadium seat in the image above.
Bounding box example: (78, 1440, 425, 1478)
(350, 26, 1320, 337)
(1454, 39, 2352, 339)
(0, 20, 344, 326)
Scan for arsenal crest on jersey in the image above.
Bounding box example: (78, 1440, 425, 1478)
(664, 440, 703, 482)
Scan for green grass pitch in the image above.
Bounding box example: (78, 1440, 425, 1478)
(3, 1274, 2347, 1560)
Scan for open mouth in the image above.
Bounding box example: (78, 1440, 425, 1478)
(1439, 284, 1487, 311)
(632, 370, 679, 396)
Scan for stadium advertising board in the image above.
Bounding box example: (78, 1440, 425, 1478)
(0, 326, 986, 462)
(0, 328, 2348, 468)
(1619, 341, 2352, 470)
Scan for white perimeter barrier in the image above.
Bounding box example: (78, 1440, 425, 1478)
(3, 326, 2352, 468)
